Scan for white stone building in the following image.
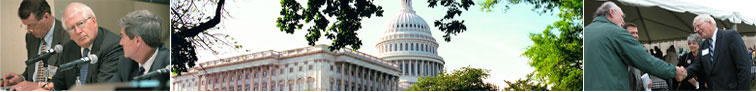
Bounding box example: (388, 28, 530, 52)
(377, 0, 445, 90)
(171, 0, 444, 91)
(172, 45, 400, 91)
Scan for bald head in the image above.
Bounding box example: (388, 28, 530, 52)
(62, 2, 99, 48)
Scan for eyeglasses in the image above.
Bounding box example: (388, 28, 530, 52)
(65, 17, 92, 33)
(20, 19, 44, 30)
(693, 23, 704, 33)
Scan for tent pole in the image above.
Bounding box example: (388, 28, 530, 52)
(636, 7, 652, 43)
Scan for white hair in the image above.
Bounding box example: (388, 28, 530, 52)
(594, 2, 621, 18)
(62, 2, 96, 27)
(693, 14, 716, 27)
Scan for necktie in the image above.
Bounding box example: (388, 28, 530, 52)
(34, 40, 47, 82)
(139, 66, 146, 75)
(79, 48, 89, 84)
(709, 40, 715, 63)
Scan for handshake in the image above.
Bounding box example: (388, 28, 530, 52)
(674, 66, 687, 82)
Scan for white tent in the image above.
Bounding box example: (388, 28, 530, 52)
(585, 0, 756, 43)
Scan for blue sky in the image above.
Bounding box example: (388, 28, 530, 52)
(196, 0, 561, 88)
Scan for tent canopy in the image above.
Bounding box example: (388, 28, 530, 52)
(585, 0, 756, 43)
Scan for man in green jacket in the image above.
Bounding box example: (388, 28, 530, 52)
(585, 1, 687, 90)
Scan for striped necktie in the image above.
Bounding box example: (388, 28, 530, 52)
(34, 40, 47, 82)
(709, 40, 715, 63)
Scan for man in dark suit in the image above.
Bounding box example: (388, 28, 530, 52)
(115, 10, 169, 89)
(1, 0, 69, 90)
(684, 14, 752, 90)
(41, 2, 123, 91)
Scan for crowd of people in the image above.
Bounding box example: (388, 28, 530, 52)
(586, 1, 753, 91)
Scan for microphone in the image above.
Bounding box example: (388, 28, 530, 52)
(25, 45, 63, 66)
(133, 66, 171, 80)
(59, 55, 98, 69)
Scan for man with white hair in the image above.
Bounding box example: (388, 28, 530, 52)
(683, 14, 752, 90)
(42, 2, 124, 91)
(585, 1, 687, 90)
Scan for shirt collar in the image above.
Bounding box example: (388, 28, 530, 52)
(42, 21, 55, 47)
(80, 44, 93, 57)
(140, 48, 159, 74)
(711, 29, 719, 49)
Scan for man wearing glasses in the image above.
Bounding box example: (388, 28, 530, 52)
(1, 0, 70, 91)
(37, 2, 124, 91)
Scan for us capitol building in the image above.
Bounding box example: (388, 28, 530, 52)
(171, 0, 444, 91)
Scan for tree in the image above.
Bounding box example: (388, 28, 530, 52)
(406, 66, 499, 91)
(276, 0, 475, 51)
(276, 0, 384, 51)
(427, 0, 475, 42)
(171, 0, 244, 75)
(502, 72, 549, 91)
(481, 0, 583, 91)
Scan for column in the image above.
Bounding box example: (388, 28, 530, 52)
(421, 61, 425, 76)
(258, 67, 263, 91)
(268, 65, 273, 91)
(247, 68, 252, 91)
(400, 60, 404, 76)
(409, 60, 414, 76)
(340, 63, 345, 91)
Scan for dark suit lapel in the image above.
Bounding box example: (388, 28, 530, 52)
(149, 47, 170, 72)
(120, 60, 139, 82)
(87, 28, 107, 83)
(24, 34, 41, 80)
(49, 19, 68, 66)
(701, 40, 714, 74)
(710, 30, 726, 71)
(27, 35, 41, 59)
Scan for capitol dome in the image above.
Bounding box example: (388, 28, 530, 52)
(376, 0, 444, 90)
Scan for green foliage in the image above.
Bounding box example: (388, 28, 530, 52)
(427, 0, 475, 42)
(481, 0, 583, 91)
(407, 66, 499, 91)
(276, 0, 384, 51)
(502, 72, 549, 91)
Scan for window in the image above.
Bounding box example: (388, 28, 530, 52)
(290, 68, 294, 73)
(415, 43, 419, 51)
(393, 44, 397, 51)
(299, 66, 303, 72)
(399, 43, 403, 51)
(404, 43, 408, 51)
(425, 45, 428, 52)
(410, 43, 413, 51)
(309, 65, 313, 70)
(330, 65, 334, 71)
(336, 65, 341, 73)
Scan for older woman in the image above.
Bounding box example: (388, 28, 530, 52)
(676, 34, 704, 90)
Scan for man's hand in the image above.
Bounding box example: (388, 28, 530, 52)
(675, 66, 687, 82)
(687, 77, 697, 85)
(40, 82, 53, 91)
(1, 72, 23, 87)
(8, 81, 40, 91)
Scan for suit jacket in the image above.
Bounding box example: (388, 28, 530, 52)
(685, 29, 752, 90)
(52, 27, 123, 90)
(676, 52, 703, 90)
(117, 46, 170, 82)
(22, 19, 69, 81)
(585, 16, 677, 91)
